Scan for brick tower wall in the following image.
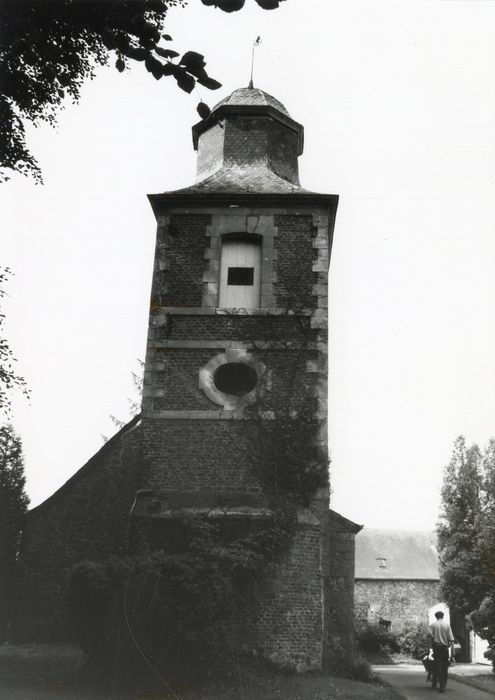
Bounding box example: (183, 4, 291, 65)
(136, 202, 334, 671)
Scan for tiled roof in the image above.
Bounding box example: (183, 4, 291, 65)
(213, 87, 290, 117)
(170, 165, 315, 195)
(355, 529, 439, 580)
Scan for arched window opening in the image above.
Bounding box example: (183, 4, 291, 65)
(219, 238, 261, 308)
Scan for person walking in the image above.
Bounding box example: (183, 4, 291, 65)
(427, 610, 455, 693)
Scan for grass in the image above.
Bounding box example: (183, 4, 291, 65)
(450, 671, 494, 695)
(0, 643, 404, 700)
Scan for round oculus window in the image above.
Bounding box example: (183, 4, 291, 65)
(213, 362, 258, 397)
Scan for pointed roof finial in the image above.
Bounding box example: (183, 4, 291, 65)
(249, 36, 261, 89)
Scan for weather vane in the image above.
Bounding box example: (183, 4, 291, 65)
(248, 36, 262, 89)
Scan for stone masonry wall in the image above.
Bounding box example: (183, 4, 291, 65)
(14, 419, 143, 641)
(322, 515, 359, 667)
(355, 579, 440, 632)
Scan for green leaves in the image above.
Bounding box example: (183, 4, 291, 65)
(0, 267, 30, 409)
(196, 101, 211, 120)
(0, 0, 280, 181)
(196, 75, 222, 90)
(179, 51, 206, 71)
(201, 0, 246, 11)
(0, 423, 29, 636)
(174, 68, 195, 93)
(144, 55, 163, 80)
(438, 435, 495, 661)
(200, 0, 285, 10)
(154, 46, 179, 59)
(126, 47, 148, 61)
(255, 0, 285, 8)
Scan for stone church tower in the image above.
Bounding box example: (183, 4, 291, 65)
(16, 86, 360, 672)
(131, 85, 338, 669)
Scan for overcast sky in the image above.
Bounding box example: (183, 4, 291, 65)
(2, 0, 495, 530)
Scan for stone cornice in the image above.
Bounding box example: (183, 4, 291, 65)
(148, 192, 339, 217)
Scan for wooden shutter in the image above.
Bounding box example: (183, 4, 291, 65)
(219, 239, 261, 308)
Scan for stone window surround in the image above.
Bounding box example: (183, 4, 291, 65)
(198, 348, 268, 410)
(202, 213, 277, 309)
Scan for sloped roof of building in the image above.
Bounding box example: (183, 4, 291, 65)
(168, 165, 313, 195)
(212, 87, 290, 117)
(328, 509, 363, 534)
(355, 528, 439, 580)
(27, 414, 141, 521)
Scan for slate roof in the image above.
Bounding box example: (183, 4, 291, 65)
(355, 529, 439, 580)
(152, 86, 324, 197)
(212, 87, 291, 117)
(170, 165, 313, 195)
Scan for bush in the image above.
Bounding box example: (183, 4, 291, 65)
(66, 515, 292, 687)
(66, 557, 127, 657)
(356, 625, 399, 654)
(347, 653, 375, 682)
(395, 621, 430, 659)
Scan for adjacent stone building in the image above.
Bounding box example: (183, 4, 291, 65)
(16, 85, 359, 671)
(354, 529, 440, 632)
(354, 528, 491, 662)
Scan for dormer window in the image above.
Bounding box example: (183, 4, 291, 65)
(219, 238, 261, 308)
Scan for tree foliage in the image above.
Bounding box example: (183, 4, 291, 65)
(0, 0, 285, 183)
(437, 435, 495, 669)
(102, 359, 144, 442)
(0, 268, 29, 414)
(0, 423, 29, 640)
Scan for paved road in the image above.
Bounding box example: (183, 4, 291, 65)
(375, 664, 491, 700)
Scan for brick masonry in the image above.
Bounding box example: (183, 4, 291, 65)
(15, 418, 142, 640)
(275, 214, 316, 309)
(230, 524, 324, 672)
(137, 195, 340, 670)
(151, 213, 210, 308)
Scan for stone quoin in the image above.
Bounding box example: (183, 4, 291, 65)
(15, 85, 361, 671)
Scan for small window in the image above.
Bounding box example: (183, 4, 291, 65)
(213, 362, 258, 396)
(228, 267, 254, 286)
(376, 557, 387, 569)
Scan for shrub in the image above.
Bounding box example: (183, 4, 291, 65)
(395, 621, 430, 659)
(66, 515, 292, 686)
(347, 653, 375, 682)
(66, 557, 127, 657)
(356, 625, 399, 654)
